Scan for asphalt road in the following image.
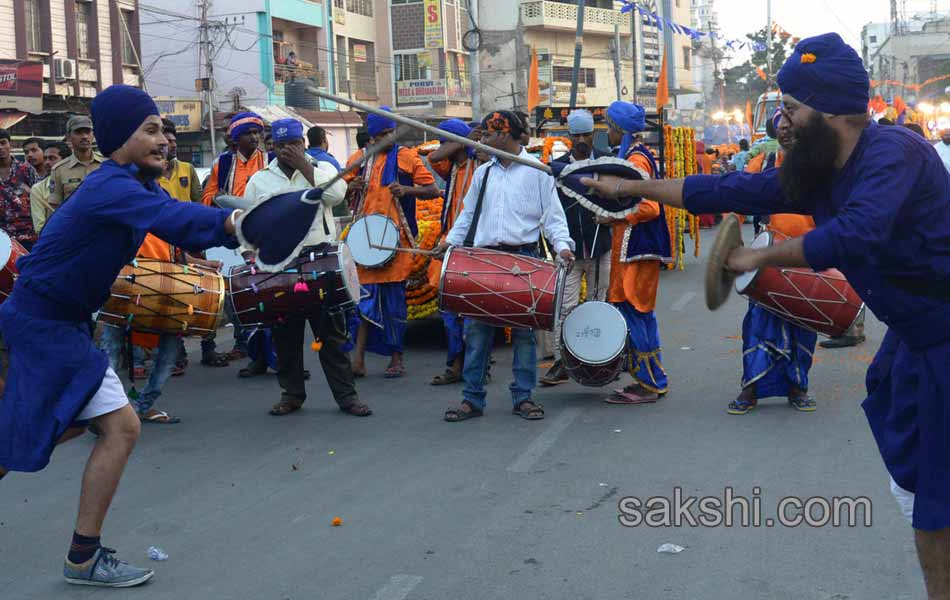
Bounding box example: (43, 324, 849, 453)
(0, 224, 925, 600)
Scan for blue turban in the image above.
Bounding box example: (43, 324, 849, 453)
(436, 119, 471, 143)
(229, 111, 264, 142)
(567, 109, 594, 135)
(606, 101, 646, 159)
(771, 107, 783, 132)
(271, 118, 304, 143)
(777, 32, 869, 115)
(467, 120, 481, 130)
(91, 85, 159, 157)
(367, 106, 397, 137)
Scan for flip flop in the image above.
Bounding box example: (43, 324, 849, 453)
(384, 364, 405, 379)
(140, 410, 180, 424)
(604, 390, 658, 404)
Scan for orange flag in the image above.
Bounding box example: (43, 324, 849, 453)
(755, 66, 767, 81)
(527, 46, 541, 113)
(656, 48, 669, 110)
(745, 98, 753, 130)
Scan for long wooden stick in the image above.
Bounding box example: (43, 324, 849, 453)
(369, 243, 436, 256)
(306, 87, 553, 175)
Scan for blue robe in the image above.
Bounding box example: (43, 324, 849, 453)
(616, 303, 668, 393)
(683, 123, 950, 530)
(741, 302, 817, 398)
(0, 160, 235, 472)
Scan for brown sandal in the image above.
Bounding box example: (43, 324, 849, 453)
(512, 401, 544, 420)
(431, 369, 462, 385)
(269, 399, 303, 416)
(444, 400, 483, 422)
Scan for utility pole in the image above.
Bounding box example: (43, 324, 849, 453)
(612, 25, 622, 100)
(766, 0, 772, 84)
(469, 0, 481, 119)
(630, 6, 637, 103)
(568, 0, 585, 110)
(199, 0, 217, 156)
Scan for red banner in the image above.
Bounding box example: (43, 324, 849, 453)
(0, 60, 42, 97)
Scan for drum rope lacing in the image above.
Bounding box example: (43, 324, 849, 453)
(101, 261, 222, 334)
(441, 253, 559, 329)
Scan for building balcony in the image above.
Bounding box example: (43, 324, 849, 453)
(275, 64, 326, 87)
(521, 1, 631, 36)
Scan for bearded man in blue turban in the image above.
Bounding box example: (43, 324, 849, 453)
(585, 33, 950, 597)
(0, 85, 242, 587)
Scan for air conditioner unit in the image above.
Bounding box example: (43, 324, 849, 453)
(54, 58, 76, 81)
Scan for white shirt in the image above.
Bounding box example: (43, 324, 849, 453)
(244, 158, 347, 246)
(445, 149, 574, 253)
(934, 141, 950, 175)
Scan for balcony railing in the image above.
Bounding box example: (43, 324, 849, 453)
(521, 1, 631, 35)
(275, 64, 325, 87)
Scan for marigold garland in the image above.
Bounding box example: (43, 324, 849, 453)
(406, 197, 445, 320)
(662, 125, 701, 271)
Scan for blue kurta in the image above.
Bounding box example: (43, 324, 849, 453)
(683, 123, 950, 530)
(0, 160, 235, 472)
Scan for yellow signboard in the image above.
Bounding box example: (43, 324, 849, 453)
(424, 0, 443, 49)
(154, 97, 203, 133)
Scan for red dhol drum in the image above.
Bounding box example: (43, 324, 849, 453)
(228, 243, 360, 328)
(438, 247, 565, 331)
(0, 230, 27, 303)
(735, 231, 864, 338)
(560, 301, 628, 387)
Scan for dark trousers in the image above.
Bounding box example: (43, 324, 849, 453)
(272, 312, 358, 408)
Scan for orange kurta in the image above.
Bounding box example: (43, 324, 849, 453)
(346, 147, 436, 284)
(607, 152, 662, 313)
(201, 149, 267, 206)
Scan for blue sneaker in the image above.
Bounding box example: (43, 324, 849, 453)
(64, 547, 154, 588)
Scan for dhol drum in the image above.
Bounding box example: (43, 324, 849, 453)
(560, 301, 628, 387)
(735, 231, 864, 338)
(345, 214, 400, 268)
(228, 243, 360, 328)
(0, 230, 28, 303)
(98, 259, 226, 335)
(438, 247, 566, 331)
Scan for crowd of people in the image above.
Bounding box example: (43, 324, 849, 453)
(0, 30, 948, 599)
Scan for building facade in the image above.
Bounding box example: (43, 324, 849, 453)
(0, 0, 143, 139)
(869, 16, 950, 102)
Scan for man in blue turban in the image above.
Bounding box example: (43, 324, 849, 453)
(0, 84, 241, 587)
(426, 118, 478, 386)
(344, 106, 440, 378)
(585, 32, 950, 596)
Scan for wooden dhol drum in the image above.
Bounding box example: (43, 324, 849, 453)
(0, 230, 28, 303)
(735, 231, 864, 338)
(438, 247, 566, 331)
(560, 301, 628, 387)
(345, 214, 400, 268)
(228, 243, 360, 328)
(98, 259, 226, 335)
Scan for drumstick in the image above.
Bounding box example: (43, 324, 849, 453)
(368, 243, 437, 256)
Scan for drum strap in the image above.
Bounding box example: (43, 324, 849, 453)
(463, 166, 493, 248)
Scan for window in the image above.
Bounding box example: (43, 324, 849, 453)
(869, 35, 877, 43)
(334, 0, 344, 7)
(76, 1, 93, 59)
(391, 0, 423, 4)
(25, 0, 49, 53)
(552, 66, 596, 88)
(682, 47, 690, 70)
(120, 9, 136, 65)
(346, 0, 373, 16)
(395, 53, 431, 81)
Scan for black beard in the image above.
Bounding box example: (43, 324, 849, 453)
(137, 162, 164, 179)
(778, 113, 840, 205)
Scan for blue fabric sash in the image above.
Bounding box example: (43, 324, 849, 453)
(345, 282, 407, 356)
(741, 302, 817, 398)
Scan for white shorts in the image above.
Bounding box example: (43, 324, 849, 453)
(76, 367, 129, 421)
(890, 476, 915, 524)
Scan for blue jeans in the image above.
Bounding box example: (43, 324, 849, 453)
(99, 326, 179, 414)
(462, 319, 536, 411)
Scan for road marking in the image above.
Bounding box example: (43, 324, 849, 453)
(670, 291, 696, 312)
(370, 575, 423, 600)
(507, 407, 582, 473)
(291, 513, 311, 524)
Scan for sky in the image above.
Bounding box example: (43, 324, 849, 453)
(712, 0, 937, 65)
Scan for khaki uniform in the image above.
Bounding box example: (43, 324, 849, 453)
(29, 176, 53, 234)
(48, 152, 105, 210)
